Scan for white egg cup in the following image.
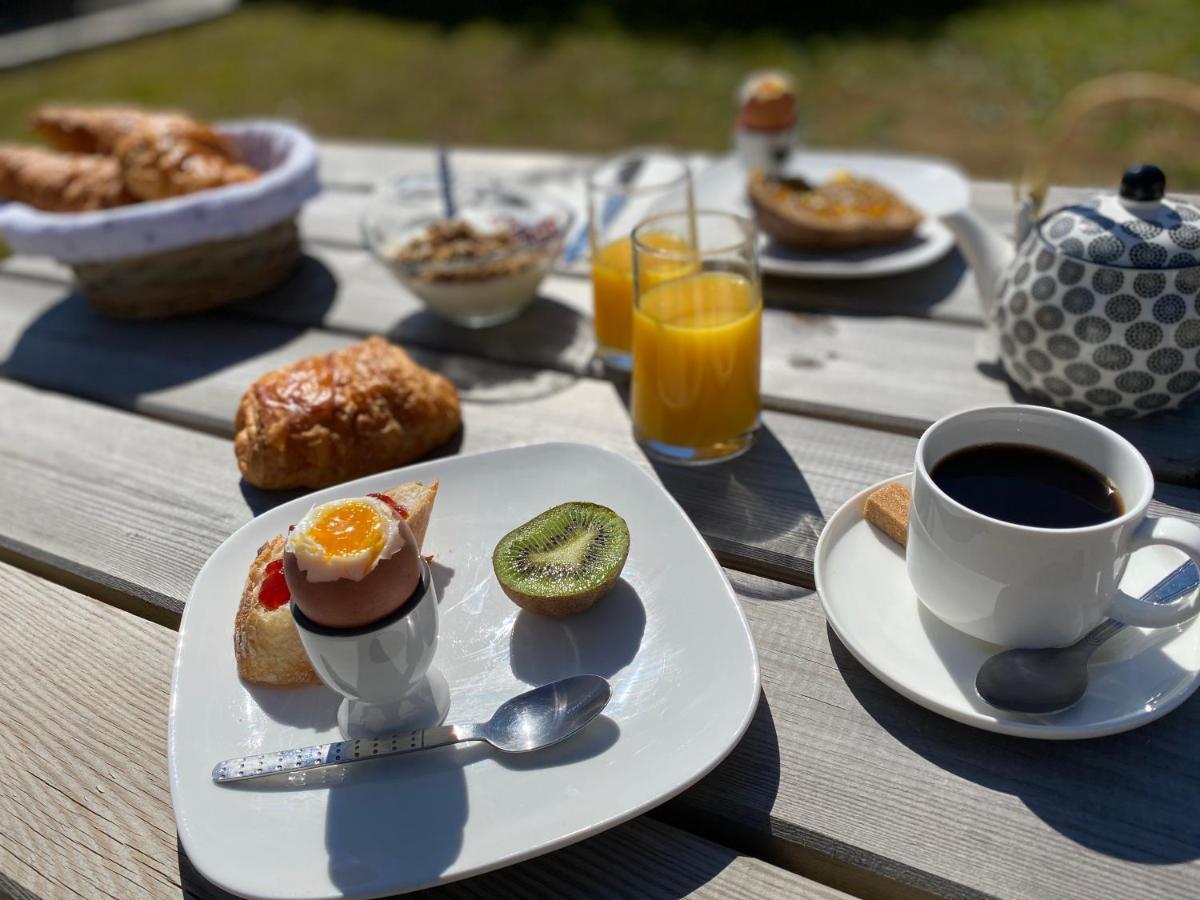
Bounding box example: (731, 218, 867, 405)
(292, 558, 449, 739)
(735, 125, 795, 177)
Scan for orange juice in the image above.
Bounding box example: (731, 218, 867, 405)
(631, 271, 761, 449)
(592, 233, 694, 353)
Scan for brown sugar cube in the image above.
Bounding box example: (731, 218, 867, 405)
(864, 482, 911, 548)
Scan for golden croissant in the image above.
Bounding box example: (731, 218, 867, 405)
(114, 127, 258, 201)
(234, 338, 462, 490)
(0, 145, 133, 211)
(31, 105, 238, 158)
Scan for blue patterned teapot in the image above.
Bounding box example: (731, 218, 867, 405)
(946, 163, 1200, 419)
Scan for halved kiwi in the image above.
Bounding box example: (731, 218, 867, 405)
(493, 501, 630, 617)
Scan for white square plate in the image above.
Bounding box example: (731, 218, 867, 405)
(170, 443, 760, 899)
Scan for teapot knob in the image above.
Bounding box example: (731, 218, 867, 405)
(1120, 163, 1166, 202)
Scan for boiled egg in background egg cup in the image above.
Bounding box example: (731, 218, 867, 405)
(286, 497, 449, 739)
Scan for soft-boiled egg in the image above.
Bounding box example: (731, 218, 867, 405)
(284, 496, 423, 629)
(287, 497, 402, 582)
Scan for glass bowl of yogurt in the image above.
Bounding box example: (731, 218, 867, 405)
(363, 176, 573, 328)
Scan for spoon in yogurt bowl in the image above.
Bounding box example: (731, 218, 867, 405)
(212, 674, 612, 783)
(975, 562, 1199, 715)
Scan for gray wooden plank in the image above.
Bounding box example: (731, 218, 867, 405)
(0, 344, 873, 598)
(660, 569, 1200, 900)
(316, 141, 590, 191)
(0, 564, 180, 900)
(0, 276, 899, 588)
(0, 562, 834, 900)
(3, 389, 1200, 899)
(418, 819, 851, 900)
(0, 248, 603, 380)
(757, 311, 1200, 486)
(4, 249, 1199, 487)
(229, 244, 1200, 485)
(2, 274, 1199, 590)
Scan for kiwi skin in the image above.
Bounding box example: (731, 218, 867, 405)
(497, 544, 629, 617)
(493, 502, 630, 617)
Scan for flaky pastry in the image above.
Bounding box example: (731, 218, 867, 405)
(234, 337, 462, 490)
(0, 145, 132, 211)
(31, 105, 238, 157)
(114, 127, 257, 201)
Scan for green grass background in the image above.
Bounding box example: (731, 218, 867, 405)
(3, 0, 1200, 186)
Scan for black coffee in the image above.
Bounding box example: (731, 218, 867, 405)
(930, 443, 1123, 528)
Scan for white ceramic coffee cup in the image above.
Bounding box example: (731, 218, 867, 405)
(908, 405, 1200, 648)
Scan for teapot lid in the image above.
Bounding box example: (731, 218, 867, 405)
(1038, 164, 1200, 270)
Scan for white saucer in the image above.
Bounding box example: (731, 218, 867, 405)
(814, 473, 1200, 739)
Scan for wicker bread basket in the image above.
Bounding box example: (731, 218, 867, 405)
(0, 121, 319, 319)
(74, 218, 301, 318)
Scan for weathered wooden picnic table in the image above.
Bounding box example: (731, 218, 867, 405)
(2, 141, 1199, 900)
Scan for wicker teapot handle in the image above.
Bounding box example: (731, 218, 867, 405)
(1023, 72, 1200, 215)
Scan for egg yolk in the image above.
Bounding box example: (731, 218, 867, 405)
(308, 501, 386, 558)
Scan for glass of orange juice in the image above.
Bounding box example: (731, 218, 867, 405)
(587, 152, 692, 371)
(631, 210, 761, 464)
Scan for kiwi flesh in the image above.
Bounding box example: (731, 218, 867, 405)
(493, 501, 630, 617)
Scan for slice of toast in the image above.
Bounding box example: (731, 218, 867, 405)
(748, 169, 922, 251)
(233, 480, 439, 685)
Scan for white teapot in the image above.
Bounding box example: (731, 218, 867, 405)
(942, 73, 1200, 418)
(946, 163, 1200, 419)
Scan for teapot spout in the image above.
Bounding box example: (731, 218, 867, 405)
(941, 208, 1014, 317)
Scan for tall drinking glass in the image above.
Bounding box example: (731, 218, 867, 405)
(631, 210, 761, 465)
(587, 152, 692, 371)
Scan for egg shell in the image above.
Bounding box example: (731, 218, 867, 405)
(284, 517, 422, 629)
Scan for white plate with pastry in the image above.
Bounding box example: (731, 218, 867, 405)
(170, 442, 760, 899)
(692, 151, 969, 279)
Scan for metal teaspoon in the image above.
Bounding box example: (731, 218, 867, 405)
(975, 562, 1199, 715)
(212, 674, 611, 784)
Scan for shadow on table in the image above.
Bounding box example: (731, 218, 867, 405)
(828, 626, 1200, 864)
(1, 256, 336, 401)
(655, 690, 783, 855)
(179, 839, 242, 900)
(238, 480, 309, 516)
(388, 292, 593, 399)
(764, 249, 971, 319)
(610, 381, 824, 577)
(766, 232, 929, 264)
(227, 255, 341, 323)
(237, 427, 464, 517)
(416, 344, 580, 405)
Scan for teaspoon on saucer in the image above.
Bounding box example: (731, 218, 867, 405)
(975, 562, 1199, 715)
(212, 674, 611, 784)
